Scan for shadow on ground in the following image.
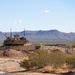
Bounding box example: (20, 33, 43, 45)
(10, 70, 28, 73)
(5, 70, 75, 75)
(58, 71, 75, 75)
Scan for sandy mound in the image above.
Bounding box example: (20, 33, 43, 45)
(0, 49, 28, 58)
(0, 50, 4, 57)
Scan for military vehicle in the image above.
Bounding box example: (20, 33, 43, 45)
(3, 29, 29, 46)
(0, 29, 40, 51)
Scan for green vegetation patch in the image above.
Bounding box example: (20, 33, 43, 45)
(20, 50, 66, 70)
(66, 55, 75, 69)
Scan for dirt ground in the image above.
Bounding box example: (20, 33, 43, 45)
(0, 58, 25, 72)
(0, 57, 73, 75)
(0, 46, 74, 75)
(3, 72, 56, 75)
(0, 57, 57, 75)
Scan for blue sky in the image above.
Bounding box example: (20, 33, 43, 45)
(0, 0, 75, 32)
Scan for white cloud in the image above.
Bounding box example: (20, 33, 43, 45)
(44, 9, 49, 13)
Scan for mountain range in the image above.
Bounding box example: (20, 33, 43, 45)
(0, 29, 75, 42)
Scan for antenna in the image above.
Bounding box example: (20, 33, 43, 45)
(24, 28, 25, 38)
(10, 28, 12, 38)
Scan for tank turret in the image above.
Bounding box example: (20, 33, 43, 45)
(3, 30, 29, 46)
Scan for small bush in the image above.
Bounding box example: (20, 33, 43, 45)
(48, 53, 66, 68)
(66, 55, 75, 68)
(29, 50, 50, 69)
(20, 50, 66, 70)
(20, 60, 31, 70)
(20, 50, 49, 70)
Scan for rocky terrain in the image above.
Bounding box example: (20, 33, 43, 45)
(0, 44, 75, 75)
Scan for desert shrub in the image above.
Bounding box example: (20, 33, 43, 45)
(20, 50, 50, 70)
(20, 50, 66, 70)
(48, 53, 66, 68)
(29, 50, 50, 69)
(20, 59, 31, 70)
(66, 55, 75, 68)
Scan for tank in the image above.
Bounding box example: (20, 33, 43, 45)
(3, 31, 29, 46)
(0, 29, 40, 50)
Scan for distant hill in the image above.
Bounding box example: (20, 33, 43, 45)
(0, 29, 75, 42)
(0, 32, 5, 40)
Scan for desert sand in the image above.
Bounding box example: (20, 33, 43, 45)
(0, 57, 57, 75)
(0, 46, 74, 75)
